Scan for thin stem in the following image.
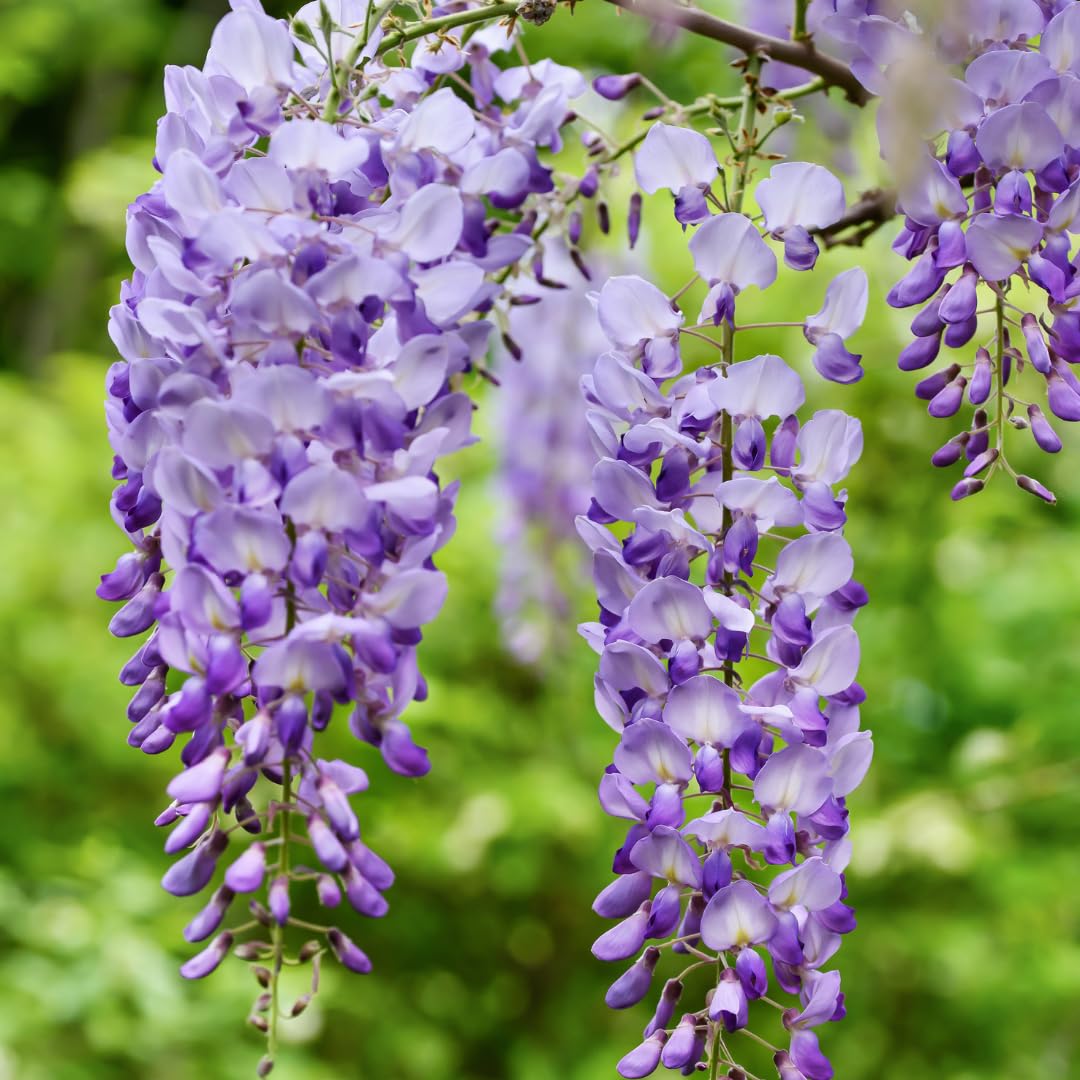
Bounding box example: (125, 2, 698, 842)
(793, 0, 809, 40)
(995, 294, 1006, 459)
(267, 766, 292, 1059)
(376, 4, 519, 57)
(604, 0, 871, 105)
(712, 55, 761, 1080)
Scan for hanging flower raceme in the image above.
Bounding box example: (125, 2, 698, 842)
(866, 1, 1080, 504)
(491, 240, 606, 664)
(98, 0, 582, 1067)
(580, 110, 872, 1080)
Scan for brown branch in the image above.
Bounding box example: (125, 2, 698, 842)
(604, 0, 872, 106)
(813, 187, 898, 248)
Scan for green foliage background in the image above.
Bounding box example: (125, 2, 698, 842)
(1, 1, 1079, 1077)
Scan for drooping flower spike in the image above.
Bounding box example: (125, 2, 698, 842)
(99, 1, 600, 1068)
(859, 1, 1080, 504)
(582, 62, 872, 1076)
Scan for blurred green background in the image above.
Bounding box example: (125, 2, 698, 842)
(2, 1, 1080, 1077)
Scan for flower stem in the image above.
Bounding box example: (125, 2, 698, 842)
(713, 55, 760, 1078)
(376, 4, 520, 57)
(793, 0, 809, 40)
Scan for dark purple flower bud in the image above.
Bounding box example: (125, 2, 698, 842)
(379, 720, 431, 777)
(1017, 474, 1057, 503)
(946, 130, 979, 176)
(733, 417, 766, 470)
(180, 931, 233, 979)
(327, 928, 372, 974)
(694, 745, 726, 794)
(163, 676, 212, 733)
(597, 201, 610, 235)
(206, 634, 246, 695)
(995, 170, 1032, 215)
(927, 377, 967, 418)
(660, 1014, 702, 1069)
(790, 1029, 833, 1080)
(773, 593, 813, 647)
(911, 295, 946, 337)
(944, 315, 977, 349)
(592, 903, 651, 962)
(224, 842, 266, 894)
(98, 553, 147, 601)
(1022, 313, 1051, 374)
(723, 514, 758, 576)
(938, 268, 977, 324)
(963, 448, 998, 478)
(605, 946, 660, 1008)
(617, 1032, 665, 1078)
(643, 979, 681, 1040)
(817, 898, 857, 934)
(674, 185, 710, 226)
(951, 477, 985, 501)
(108, 573, 163, 637)
(568, 210, 583, 246)
(702, 848, 732, 898)
(164, 802, 212, 854)
(897, 333, 941, 371)
(162, 831, 227, 897)
(291, 531, 328, 588)
(628, 193, 643, 249)
(672, 892, 704, 954)
(167, 747, 229, 804)
(736, 946, 768, 999)
(771, 415, 799, 474)
(1047, 369, 1080, 421)
(184, 885, 235, 943)
(316, 776, 359, 842)
(594, 872, 653, 919)
(127, 672, 165, 723)
(344, 864, 389, 918)
(888, 253, 947, 308)
(594, 73, 643, 100)
(275, 694, 308, 754)
(347, 839, 394, 890)
(934, 220, 967, 270)
(240, 573, 274, 631)
(645, 882, 682, 938)
(315, 873, 341, 907)
(579, 166, 599, 198)
(710, 967, 749, 1032)
(969, 348, 992, 404)
(268, 875, 290, 925)
(1028, 404, 1062, 452)
(915, 364, 961, 401)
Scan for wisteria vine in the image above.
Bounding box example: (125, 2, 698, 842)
(96, 0, 1080, 1077)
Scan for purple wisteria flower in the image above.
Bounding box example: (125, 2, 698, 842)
(581, 118, 872, 1079)
(868, 1, 1080, 503)
(99, 0, 585, 1062)
(492, 240, 610, 664)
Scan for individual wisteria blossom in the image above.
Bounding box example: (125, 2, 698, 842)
(862, 0, 1080, 504)
(491, 240, 606, 664)
(98, 0, 593, 1069)
(582, 78, 872, 1078)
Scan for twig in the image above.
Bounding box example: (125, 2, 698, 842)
(604, 0, 872, 106)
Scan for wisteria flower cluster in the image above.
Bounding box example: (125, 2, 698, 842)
(580, 98, 873, 1078)
(98, 0, 589, 1069)
(100, 0, 1080, 1075)
(491, 241, 604, 663)
(862, 1, 1080, 503)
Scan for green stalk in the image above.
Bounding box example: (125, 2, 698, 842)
(714, 52, 761, 1077)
